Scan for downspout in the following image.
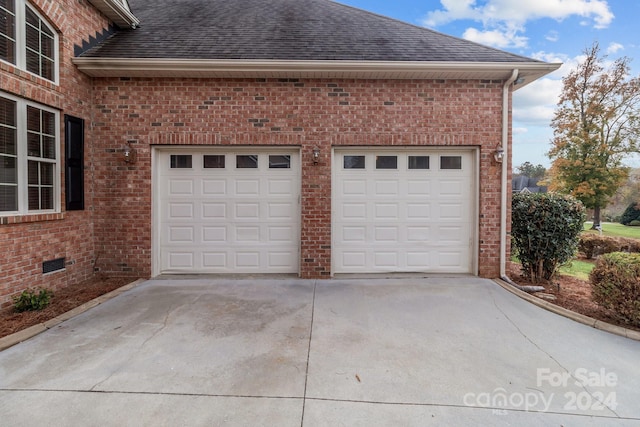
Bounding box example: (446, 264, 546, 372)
(499, 69, 545, 293)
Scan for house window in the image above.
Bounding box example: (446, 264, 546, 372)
(269, 155, 290, 169)
(170, 155, 192, 169)
(236, 155, 258, 169)
(440, 156, 462, 170)
(376, 156, 397, 169)
(408, 156, 429, 170)
(344, 155, 365, 169)
(0, 0, 58, 83)
(203, 155, 225, 168)
(0, 93, 59, 214)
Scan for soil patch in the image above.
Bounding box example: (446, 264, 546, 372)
(0, 277, 134, 339)
(506, 261, 640, 333)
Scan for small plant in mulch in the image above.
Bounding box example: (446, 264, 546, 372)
(12, 288, 53, 313)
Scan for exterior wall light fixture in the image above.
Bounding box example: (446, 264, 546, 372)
(312, 146, 320, 164)
(494, 145, 504, 163)
(123, 142, 137, 164)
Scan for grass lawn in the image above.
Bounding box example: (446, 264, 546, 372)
(583, 222, 640, 239)
(558, 259, 595, 281)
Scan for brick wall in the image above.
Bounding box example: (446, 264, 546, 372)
(91, 77, 509, 279)
(0, 0, 113, 308)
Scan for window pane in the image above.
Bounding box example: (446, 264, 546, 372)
(0, 0, 15, 13)
(27, 106, 40, 131)
(27, 132, 40, 157)
(0, 127, 15, 154)
(28, 186, 38, 209)
(26, 49, 39, 75)
(0, 3, 15, 63)
(344, 155, 365, 169)
(0, 185, 17, 211)
(0, 97, 16, 126)
(25, 23, 38, 52)
(203, 155, 225, 168)
(376, 155, 397, 169)
(41, 186, 53, 209)
(41, 162, 53, 185)
(42, 136, 55, 159)
(1, 156, 16, 183)
(170, 155, 192, 169)
(408, 156, 429, 170)
(440, 156, 462, 170)
(269, 155, 290, 169)
(0, 36, 15, 63)
(236, 155, 258, 168)
(25, 5, 37, 26)
(28, 160, 38, 184)
(42, 110, 55, 135)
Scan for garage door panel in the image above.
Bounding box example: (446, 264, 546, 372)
(202, 179, 226, 195)
(169, 179, 194, 195)
(203, 226, 226, 242)
(169, 203, 194, 219)
(202, 203, 226, 219)
(334, 149, 474, 274)
(158, 150, 300, 274)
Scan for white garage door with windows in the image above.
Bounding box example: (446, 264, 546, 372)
(333, 148, 476, 274)
(155, 148, 300, 275)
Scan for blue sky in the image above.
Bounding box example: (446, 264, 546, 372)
(338, 0, 640, 168)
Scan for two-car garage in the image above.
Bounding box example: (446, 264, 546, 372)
(154, 147, 476, 276)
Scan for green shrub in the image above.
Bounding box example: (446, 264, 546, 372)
(578, 234, 640, 258)
(620, 202, 640, 225)
(511, 193, 586, 282)
(590, 252, 640, 327)
(13, 288, 53, 312)
(630, 220, 640, 227)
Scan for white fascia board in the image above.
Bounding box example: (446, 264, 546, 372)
(72, 58, 561, 84)
(88, 0, 140, 28)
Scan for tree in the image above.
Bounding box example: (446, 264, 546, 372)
(548, 43, 640, 229)
(515, 162, 546, 180)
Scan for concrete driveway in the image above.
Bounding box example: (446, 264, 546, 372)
(1, 277, 639, 426)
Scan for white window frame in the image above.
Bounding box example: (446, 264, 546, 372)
(0, 0, 59, 84)
(0, 91, 60, 216)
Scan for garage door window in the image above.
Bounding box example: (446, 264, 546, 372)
(344, 155, 365, 169)
(408, 156, 429, 170)
(440, 156, 462, 170)
(203, 155, 225, 168)
(170, 155, 192, 169)
(237, 155, 258, 168)
(376, 155, 397, 169)
(269, 155, 290, 169)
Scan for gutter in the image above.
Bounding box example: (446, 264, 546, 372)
(499, 69, 545, 293)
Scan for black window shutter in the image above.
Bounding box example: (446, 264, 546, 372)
(65, 115, 84, 210)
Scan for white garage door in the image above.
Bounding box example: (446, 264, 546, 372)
(156, 149, 300, 274)
(333, 149, 475, 274)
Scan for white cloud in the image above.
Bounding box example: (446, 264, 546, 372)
(462, 27, 528, 48)
(422, 0, 614, 48)
(606, 42, 624, 54)
(545, 30, 559, 42)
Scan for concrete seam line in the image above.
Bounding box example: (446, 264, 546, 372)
(493, 279, 640, 341)
(0, 278, 146, 352)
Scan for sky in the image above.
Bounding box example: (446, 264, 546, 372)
(337, 0, 640, 169)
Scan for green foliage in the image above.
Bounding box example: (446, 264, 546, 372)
(516, 162, 546, 180)
(511, 193, 586, 282)
(13, 288, 53, 312)
(631, 220, 640, 226)
(620, 201, 640, 225)
(548, 43, 640, 227)
(578, 233, 640, 259)
(590, 252, 640, 327)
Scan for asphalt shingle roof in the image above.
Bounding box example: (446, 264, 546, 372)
(81, 0, 541, 64)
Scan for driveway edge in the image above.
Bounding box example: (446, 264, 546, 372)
(494, 279, 640, 342)
(0, 278, 146, 352)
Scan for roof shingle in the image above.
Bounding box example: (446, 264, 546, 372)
(81, 0, 541, 64)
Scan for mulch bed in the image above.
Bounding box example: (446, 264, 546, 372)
(0, 277, 134, 339)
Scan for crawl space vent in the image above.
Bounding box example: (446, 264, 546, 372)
(43, 257, 66, 274)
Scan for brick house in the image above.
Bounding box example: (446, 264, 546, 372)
(0, 0, 559, 307)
